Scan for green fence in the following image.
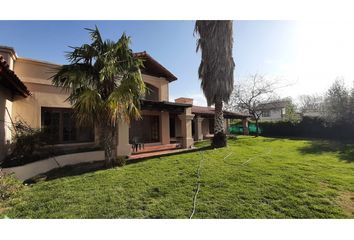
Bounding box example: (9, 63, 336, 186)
(229, 123, 261, 135)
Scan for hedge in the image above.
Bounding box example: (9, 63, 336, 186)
(258, 117, 354, 140)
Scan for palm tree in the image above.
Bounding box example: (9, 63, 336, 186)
(52, 27, 145, 167)
(194, 20, 235, 148)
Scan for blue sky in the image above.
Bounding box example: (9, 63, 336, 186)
(1, 20, 352, 105)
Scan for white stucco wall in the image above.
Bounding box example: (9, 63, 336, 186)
(260, 108, 285, 121)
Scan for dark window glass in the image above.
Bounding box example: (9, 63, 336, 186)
(209, 119, 214, 134)
(143, 83, 159, 101)
(130, 115, 160, 143)
(41, 107, 94, 144)
(62, 112, 76, 141)
(169, 116, 176, 138)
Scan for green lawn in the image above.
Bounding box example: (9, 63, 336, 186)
(2, 136, 354, 218)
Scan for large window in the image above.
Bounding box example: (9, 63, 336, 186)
(143, 83, 159, 101)
(41, 107, 94, 144)
(129, 115, 160, 143)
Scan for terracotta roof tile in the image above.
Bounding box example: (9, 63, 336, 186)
(0, 55, 30, 97)
(134, 51, 177, 82)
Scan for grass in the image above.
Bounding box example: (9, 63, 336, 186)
(1, 136, 353, 218)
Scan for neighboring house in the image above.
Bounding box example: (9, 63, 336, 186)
(258, 99, 291, 122)
(0, 45, 248, 160)
(301, 110, 322, 118)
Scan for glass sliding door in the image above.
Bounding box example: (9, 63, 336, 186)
(130, 115, 160, 143)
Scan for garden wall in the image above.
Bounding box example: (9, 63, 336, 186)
(2, 150, 104, 181)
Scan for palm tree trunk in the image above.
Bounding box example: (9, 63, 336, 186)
(103, 124, 117, 168)
(212, 96, 227, 148)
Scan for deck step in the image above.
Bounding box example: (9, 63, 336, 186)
(131, 143, 181, 155)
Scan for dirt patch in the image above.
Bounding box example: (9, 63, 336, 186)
(337, 191, 354, 217)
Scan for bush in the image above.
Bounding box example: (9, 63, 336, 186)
(114, 156, 127, 167)
(1, 121, 52, 167)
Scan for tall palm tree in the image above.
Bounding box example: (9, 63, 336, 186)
(52, 27, 145, 167)
(194, 20, 235, 148)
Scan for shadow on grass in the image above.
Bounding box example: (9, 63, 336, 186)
(24, 146, 213, 184)
(260, 135, 354, 142)
(299, 140, 354, 163)
(24, 161, 107, 184)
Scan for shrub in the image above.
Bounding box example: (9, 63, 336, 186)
(1, 121, 52, 167)
(114, 156, 127, 167)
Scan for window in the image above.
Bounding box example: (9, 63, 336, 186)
(262, 110, 270, 117)
(41, 107, 94, 144)
(209, 119, 214, 134)
(129, 115, 160, 143)
(143, 83, 159, 101)
(169, 116, 176, 138)
(281, 108, 286, 115)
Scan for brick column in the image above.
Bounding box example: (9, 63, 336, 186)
(178, 107, 195, 148)
(117, 120, 132, 156)
(242, 118, 249, 135)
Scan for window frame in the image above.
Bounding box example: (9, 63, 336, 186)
(143, 83, 159, 101)
(41, 107, 95, 144)
(262, 110, 271, 117)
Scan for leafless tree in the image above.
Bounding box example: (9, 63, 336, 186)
(298, 94, 324, 115)
(226, 74, 280, 136)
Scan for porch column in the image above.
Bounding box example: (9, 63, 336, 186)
(117, 120, 132, 156)
(242, 118, 249, 135)
(178, 107, 195, 148)
(224, 118, 230, 134)
(194, 116, 203, 141)
(160, 111, 170, 145)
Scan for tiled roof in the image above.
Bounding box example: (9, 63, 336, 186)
(134, 51, 177, 82)
(192, 106, 250, 119)
(0, 55, 30, 97)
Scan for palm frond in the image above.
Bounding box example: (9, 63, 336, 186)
(51, 26, 144, 128)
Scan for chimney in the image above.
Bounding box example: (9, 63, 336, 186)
(175, 97, 193, 105)
(0, 46, 17, 70)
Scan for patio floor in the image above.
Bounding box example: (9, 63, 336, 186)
(129, 148, 189, 160)
(128, 143, 195, 160)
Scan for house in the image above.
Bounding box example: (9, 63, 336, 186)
(258, 99, 291, 122)
(0, 48, 30, 160)
(0, 45, 248, 161)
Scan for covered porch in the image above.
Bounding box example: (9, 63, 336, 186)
(124, 99, 195, 156)
(191, 106, 250, 141)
